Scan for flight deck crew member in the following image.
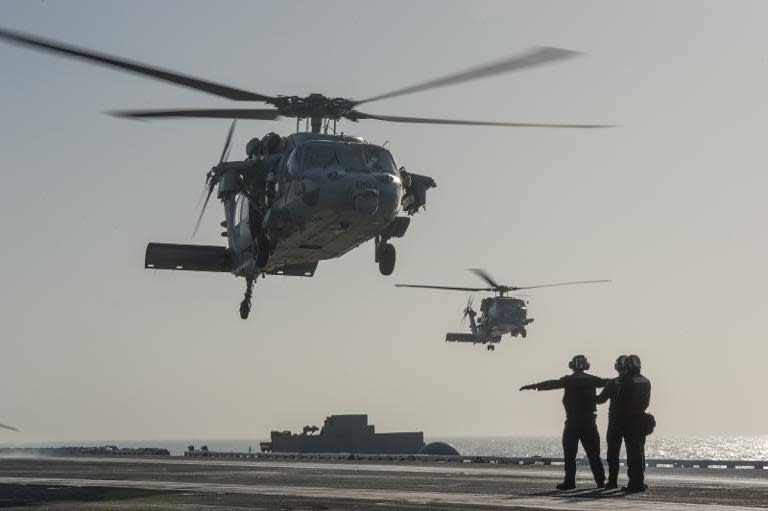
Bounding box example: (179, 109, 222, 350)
(616, 354, 652, 493)
(520, 355, 608, 490)
(595, 355, 627, 489)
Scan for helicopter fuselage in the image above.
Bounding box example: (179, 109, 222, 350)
(223, 132, 429, 279)
(235, 164, 404, 273)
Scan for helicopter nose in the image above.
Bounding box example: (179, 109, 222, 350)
(354, 190, 379, 216)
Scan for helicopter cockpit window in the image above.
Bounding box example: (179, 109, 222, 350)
(301, 142, 339, 170)
(297, 142, 397, 174)
(360, 146, 397, 174)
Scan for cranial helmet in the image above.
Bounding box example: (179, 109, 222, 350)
(614, 355, 628, 372)
(262, 132, 285, 154)
(245, 137, 262, 158)
(623, 354, 641, 371)
(568, 355, 590, 371)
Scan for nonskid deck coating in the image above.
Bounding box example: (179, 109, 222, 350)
(0, 456, 766, 510)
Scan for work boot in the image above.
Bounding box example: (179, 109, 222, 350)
(556, 481, 576, 490)
(605, 480, 618, 490)
(595, 479, 606, 489)
(621, 483, 647, 493)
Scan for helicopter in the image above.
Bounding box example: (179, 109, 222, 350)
(396, 269, 611, 350)
(0, 28, 612, 319)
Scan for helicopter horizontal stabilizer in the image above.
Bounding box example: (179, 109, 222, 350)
(145, 243, 231, 272)
(445, 333, 481, 343)
(145, 243, 318, 277)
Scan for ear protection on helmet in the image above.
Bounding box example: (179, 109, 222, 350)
(614, 355, 627, 372)
(568, 355, 590, 371)
(623, 354, 641, 370)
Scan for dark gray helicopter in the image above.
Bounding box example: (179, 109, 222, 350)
(0, 28, 612, 319)
(396, 269, 610, 350)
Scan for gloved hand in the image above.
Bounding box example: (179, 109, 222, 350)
(519, 384, 536, 391)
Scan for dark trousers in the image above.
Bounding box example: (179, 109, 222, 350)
(621, 420, 647, 488)
(606, 420, 623, 484)
(562, 416, 606, 485)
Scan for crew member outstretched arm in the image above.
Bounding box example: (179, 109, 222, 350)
(520, 378, 565, 391)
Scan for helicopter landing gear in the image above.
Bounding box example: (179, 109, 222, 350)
(521, 328, 527, 338)
(486, 344, 495, 351)
(240, 278, 254, 320)
(375, 236, 396, 276)
(378, 243, 395, 275)
(255, 234, 270, 268)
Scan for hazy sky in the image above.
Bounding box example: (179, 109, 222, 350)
(1, 0, 767, 444)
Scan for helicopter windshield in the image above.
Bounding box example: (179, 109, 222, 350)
(298, 142, 397, 174)
(495, 299, 526, 313)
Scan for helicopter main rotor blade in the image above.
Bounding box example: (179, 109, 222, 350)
(511, 279, 613, 291)
(111, 108, 282, 120)
(355, 46, 580, 106)
(469, 268, 501, 289)
(0, 423, 19, 432)
(395, 284, 490, 292)
(351, 112, 612, 129)
(0, 28, 275, 102)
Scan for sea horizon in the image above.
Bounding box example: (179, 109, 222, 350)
(3, 434, 767, 461)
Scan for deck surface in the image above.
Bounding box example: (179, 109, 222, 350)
(1, 456, 767, 510)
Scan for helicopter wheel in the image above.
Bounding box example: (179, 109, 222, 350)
(239, 300, 251, 320)
(378, 243, 396, 276)
(521, 328, 527, 338)
(487, 344, 495, 351)
(239, 278, 254, 320)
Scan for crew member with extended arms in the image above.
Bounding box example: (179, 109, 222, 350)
(595, 355, 627, 489)
(520, 355, 608, 490)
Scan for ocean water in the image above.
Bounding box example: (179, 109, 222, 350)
(5, 435, 768, 460)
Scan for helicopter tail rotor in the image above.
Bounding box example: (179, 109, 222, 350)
(192, 120, 236, 237)
(461, 295, 474, 325)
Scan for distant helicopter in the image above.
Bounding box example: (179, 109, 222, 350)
(396, 269, 610, 350)
(0, 28, 612, 319)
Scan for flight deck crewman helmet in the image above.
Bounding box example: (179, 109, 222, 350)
(245, 137, 262, 158)
(568, 355, 590, 371)
(623, 354, 642, 371)
(614, 355, 628, 372)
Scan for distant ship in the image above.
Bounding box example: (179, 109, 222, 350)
(260, 414, 425, 454)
